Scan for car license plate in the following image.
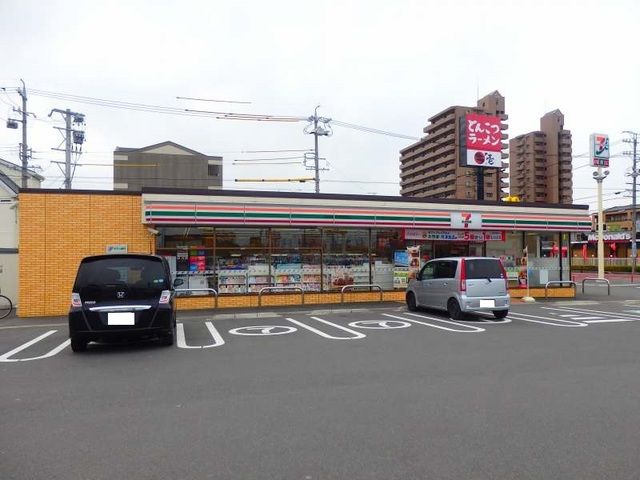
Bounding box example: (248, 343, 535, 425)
(108, 312, 135, 325)
(480, 299, 496, 308)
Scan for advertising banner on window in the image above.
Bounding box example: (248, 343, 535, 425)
(460, 113, 503, 168)
(404, 229, 504, 242)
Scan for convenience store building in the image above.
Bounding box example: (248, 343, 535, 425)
(18, 188, 591, 317)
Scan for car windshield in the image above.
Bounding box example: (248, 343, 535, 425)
(74, 257, 167, 301)
(465, 259, 504, 279)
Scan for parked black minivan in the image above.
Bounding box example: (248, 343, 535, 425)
(68, 254, 183, 352)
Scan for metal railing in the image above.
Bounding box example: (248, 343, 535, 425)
(581, 278, 611, 295)
(544, 281, 576, 299)
(340, 284, 383, 303)
(175, 288, 219, 308)
(258, 286, 305, 307)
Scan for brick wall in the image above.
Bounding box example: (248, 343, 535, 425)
(18, 192, 153, 317)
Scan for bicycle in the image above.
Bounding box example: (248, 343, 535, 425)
(0, 288, 13, 319)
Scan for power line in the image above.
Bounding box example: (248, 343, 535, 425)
(176, 96, 252, 104)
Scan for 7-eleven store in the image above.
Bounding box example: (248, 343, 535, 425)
(18, 188, 591, 317)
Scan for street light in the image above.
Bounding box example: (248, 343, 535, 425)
(593, 169, 610, 278)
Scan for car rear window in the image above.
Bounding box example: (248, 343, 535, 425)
(74, 257, 168, 300)
(465, 259, 504, 279)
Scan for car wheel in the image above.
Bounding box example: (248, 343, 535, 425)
(493, 310, 508, 319)
(447, 298, 463, 320)
(160, 323, 176, 347)
(70, 336, 87, 353)
(406, 292, 418, 312)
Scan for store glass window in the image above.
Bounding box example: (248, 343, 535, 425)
(215, 229, 269, 294)
(269, 229, 322, 292)
(486, 232, 522, 287)
(371, 229, 402, 290)
(323, 229, 371, 289)
(156, 227, 215, 295)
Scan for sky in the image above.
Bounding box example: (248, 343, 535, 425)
(0, 0, 638, 211)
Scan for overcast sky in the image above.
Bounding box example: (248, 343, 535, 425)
(1, 0, 638, 210)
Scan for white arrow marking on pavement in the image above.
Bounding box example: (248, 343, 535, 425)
(284, 317, 366, 339)
(382, 313, 485, 332)
(0, 330, 70, 362)
(176, 321, 225, 349)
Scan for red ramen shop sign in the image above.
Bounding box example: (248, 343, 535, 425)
(404, 229, 505, 242)
(461, 113, 503, 168)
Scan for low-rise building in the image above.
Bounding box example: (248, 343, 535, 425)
(113, 141, 223, 191)
(0, 158, 44, 306)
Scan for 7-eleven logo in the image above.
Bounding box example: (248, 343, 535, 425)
(452, 212, 481, 230)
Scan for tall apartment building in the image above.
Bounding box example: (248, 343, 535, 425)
(399, 91, 509, 201)
(113, 141, 223, 192)
(509, 110, 572, 204)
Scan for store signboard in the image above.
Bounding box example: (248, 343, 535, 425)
(587, 231, 630, 242)
(404, 229, 505, 242)
(450, 212, 482, 230)
(460, 113, 502, 168)
(106, 244, 127, 254)
(589, 133, 610, 167)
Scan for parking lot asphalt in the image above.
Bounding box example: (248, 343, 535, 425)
(2, 292, 640, 479)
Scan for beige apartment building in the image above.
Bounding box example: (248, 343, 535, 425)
(399, 91, 509, 201)
(509, 110, 572, 204)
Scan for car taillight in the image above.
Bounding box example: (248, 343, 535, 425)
(159, 290, 171, 304)
(499, 260, 509, 291)
(459, 258, 467, 292)
(71, 293, 82, 308)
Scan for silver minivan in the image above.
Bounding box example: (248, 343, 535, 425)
(406, 257, 510, 320)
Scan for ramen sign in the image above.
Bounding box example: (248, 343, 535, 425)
(461, 113, 502, 168)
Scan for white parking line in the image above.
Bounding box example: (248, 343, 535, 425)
(176, 321, 226, 349)
(583, 318, 638, 324)
(382, 313, 485, 333)
(0, 330, 70, 362)
(285, 317, 366, 340)
(507, 312, 588, 327)
(541, 306, 640, 322)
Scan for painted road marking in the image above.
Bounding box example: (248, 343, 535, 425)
(541, 306, 640, 322)
(583, 318, 638, 324)
(229, 325, 297, 336)
(382, 313, 485, 333)
(285, 317, 366, 340)
(507, 312, 587, 327)
(348, 320, 412, 330)
(176, 321, 225, 349)
(0, 330, 70, 362)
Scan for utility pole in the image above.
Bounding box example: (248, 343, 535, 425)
(49, 108, 85, 189)
(623, 131, 639, 278)
(304, 106, 332, 194)
(4, 80, 32, 188)
(19, 80, 28, 188)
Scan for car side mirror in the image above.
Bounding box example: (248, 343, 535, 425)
(173, 278, 184, 288)
(415, 273, 422, 281)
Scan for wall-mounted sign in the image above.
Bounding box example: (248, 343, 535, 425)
(404, 229, 504, 242)
(106, 244, 128, 254)
(460, 113, 502, 168)
(450, 212, 482, 230)
(587, 231, 630, 242)
(589, 133, 610, 167)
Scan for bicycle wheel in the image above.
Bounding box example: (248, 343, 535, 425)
(0, 295, 12, 319)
